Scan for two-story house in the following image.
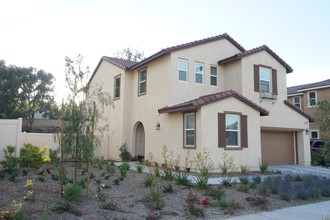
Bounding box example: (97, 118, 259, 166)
(88, 33, 313, 170)
(287, 79, 330, 139)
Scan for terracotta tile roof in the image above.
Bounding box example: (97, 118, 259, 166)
(218, 45, 293, 73)
(284, 100, 314, 122)
(158, 90, 269, 116)
(129, 33, 246, 70)
(102, 56, 138, 70)
(287, 79, 330, 95)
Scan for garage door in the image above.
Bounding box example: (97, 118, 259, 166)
(261, 131, 294, 165)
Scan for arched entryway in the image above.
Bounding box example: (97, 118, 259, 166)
(134, 122, 145, 158)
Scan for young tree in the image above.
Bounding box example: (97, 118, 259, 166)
(114, 47, 145, 62)
(58, 54, 112, 181)
(315, 100, 330, 139)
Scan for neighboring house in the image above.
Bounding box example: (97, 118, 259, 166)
(88, 33, 313, 170)
(287, 79, 330, 139)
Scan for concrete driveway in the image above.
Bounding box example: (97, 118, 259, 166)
(268, 165, 330, 178)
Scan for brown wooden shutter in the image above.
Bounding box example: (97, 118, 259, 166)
(240, 115, 248, 148)
(254, 65, 260, 92)
(272, 69, 278, 95)
(218, 113, 226, 148)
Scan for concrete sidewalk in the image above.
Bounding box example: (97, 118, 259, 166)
(227, 200, 330, 220)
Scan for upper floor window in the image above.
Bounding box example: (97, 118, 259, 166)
(210, 66, 218, 86)
(308, 91, 317, 107)
(138, 69, 147, 96)
(178, 59, 188, 82)
(114, 74, 121, 99)
(183, 112, 195, 148)
(254, 64, 278, 96)
(259, 67, 271, 93)
(293, 96, 301, 109)
(195, 62, 204, 84)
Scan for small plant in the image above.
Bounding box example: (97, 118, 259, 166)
(119, 143, 132, 161)
(51, 173, 60, 181)
(184, 191, 204, 217)
(143, 174, 155, 187)
(23, 190, 36, 202)
(296, 190, 309, 200)
(145, 185, 164, 210)
(280, 192, 291, 201)
(49, 149, 60, 164)
(240, 165, 249, 174)
(252, 176, 261, 184)
(119, 165, 127, 178)
(136, 163, 144, 173)
(106, 163, 116, 174)
(206, 186, 225, 200)
(0, 145, 20, 177)
(259, 161, 268, 174)
(96, 191, 107, 203)
(293, 174, 304, 182)
(249, 182, 257, 189)
(24, 179, 34, 190)
(22, 169, 29, 176)
(174, 172, 191, 186)
(0, 200, 25, 220)
(162, 181, 173, 193)
(220, 176, 232, 187)
(194, 175, 208, 189)
(146, 212, 161, 220)
(246, 194, 269, 209)
(38, 175, 46, 182)
(154, 166, 161, 177)
(239, 176, 249, 185)
(20, 143, 50, 168)
(64, 183, 83, 201)
(238, 184, 250, 193)
(258, 186, 268, 196)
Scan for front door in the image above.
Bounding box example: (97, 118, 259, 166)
(135, 123, 145, 157)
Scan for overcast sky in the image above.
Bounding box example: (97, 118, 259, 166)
(1, 0, 329, 103)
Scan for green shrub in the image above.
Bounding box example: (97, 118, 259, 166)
(249, 182, 257, 189)
(1, 145, 20, 176)
(106, 163, 116, 174)
(174, 172, 191, 186)
(49, 149, 59, 164)
(143, 174, 154, 187)
(136, 163, 143, 173)
(119, 165, 127, 178)
(280, 193, 291, 201)
(119, 143, 132, 161)
(239, 176, 249, 185)
(252, 176, 261, 184)
(259, 161, 268, 174)
(145, 185, 164, 210)
(240, 165, 249, 174)
(20, 143, 50, 168)
(64, 183, 83, 201)
(194, 175, 208, 189)
(162, 181, 173, 193)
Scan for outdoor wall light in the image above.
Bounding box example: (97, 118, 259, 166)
(156, 122, 160, 130)
(305, 129, 310, 135)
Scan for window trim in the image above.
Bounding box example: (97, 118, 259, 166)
(178, 59, 188, 82)
(194, 62, 204, 84)
(210, 66, 218, 86)
(138, 68, 147, 96)
(113, 74, 121, 100)
(307, 91, 317, 107)
(183, 112, 196, 149)
(292, 96, 301, 109)
(254, 64, 278, 96)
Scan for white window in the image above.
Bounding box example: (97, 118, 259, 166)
(293, 96, 301, 109)
(114, 74, 121, 99)
(210, 66, 218, 86)
(138, 69, 147, 95)
(184, 113, 195, 148)
(310, 130, 319, 139)
(226, 114, 240, 147)
(195, 63, 204, 84)
(178, 59, 188, 82)
(308, 91, 317, 107)
(259, 67, 271, 93)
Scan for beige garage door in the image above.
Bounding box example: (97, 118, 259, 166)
(261, 131, 294, 165)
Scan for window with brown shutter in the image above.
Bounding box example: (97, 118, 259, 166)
(254, 65, 260, 92)
(254, 64, 278, 97)
(218, 112, 248, 149)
